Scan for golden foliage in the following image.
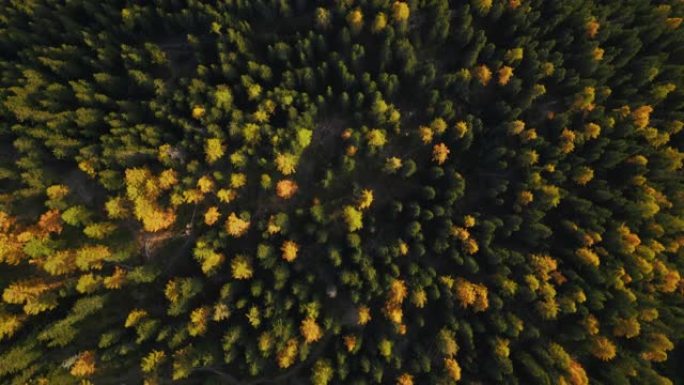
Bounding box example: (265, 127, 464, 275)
(277, 338, 299, 368)
(103, 267, 126, 289)
(225, 212, 250, 237)
(367, 129, 387, 148)
(275, 153, 298, 175)
(347, 9, 364, 33)
(300, 317, 323, 343)
(419, 126, 433, 143)
(498, 66, 514, 85)
(586, 18, 600, 38)
(204, 206, 220, 226)
(343, 335, 357, 352)
(0, 314, 22, 341)
(396, 373, 413, 385)
(358, 189, 374, 210)
(191, 105, 205, 119)
(281, 240, 299, 262)
(38, 209, 62, 234)
(141, 350, 166, 373)
(357, 306, 371, 325)
(444, 358, 462, 382)
(432, 143, 450, 165)
(508, 120, 525, 135)
(454, 278, 488, 311)
(613, 317, 641, 339)
(372, 12, 387, 33)
(632, 105, 653, 129)
(205, 138, 225, 164)
(474, 64, 492, 86)
(70, 351, 96, 377)
(391, 2, 410, 22)
(590, 336, 617, 361)
(125, 309, 148, 328)
(592, 47, 604, 61)
(46, 184, 69, 200)
(276, 179, 298, 199)
(231, 255, 253, 280)
(189, 307, 209, 336)
(454, 121, 468, 138)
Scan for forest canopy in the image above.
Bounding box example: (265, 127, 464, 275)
(0, 0, 683, 385)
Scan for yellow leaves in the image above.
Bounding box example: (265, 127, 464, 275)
(576, 247, 600, 267)
(573, 166, 594, 185)
(613, 317, 641, 339)
(666, 17, 682, 29)
(188, 307, 209, 336)
(213, 303, 230, 321)
(566, 360, 589, 385)
(125, 168, 176, 232)
(204, 206, 220, 226)
(419, 126, 433, 144)
(247, 306, 261, 328)
(498, 66, 514, 85)
(38, 209, 62, 234)
(75, 245, 110, 271)
(432, 143, 450, 165)
(78, 161, 96, 177)
(70, 351, 96, 377)
(396, 373, 413, 385)
(385, 157, 403, 173)
(225, 212, 250, 238)
(372, 12, 387, 33)
(191, 105, 205, 119)
(389, 279, 408, 304)
(205, 138, 225, 164)
(428, 118, 447, 135)
(343, 335, 357, 352)
(504, 48, 524, 63)
(572, 86, 595, 111)
(277, 338, 299, 368)
(315, 7, 331, 30)
(472, 0, 493, 14)
(444, 358, 462, 382)
(411, 289, 427, 308)
(453, 278, 489, 312)
(343, 206, 364, 232)
(103, 266, 126, 289)
(590, 336, 616, 361)
(592, 47, 604, 61)
(276, 179, 298, 199)
(281, 240, 299, 262)
(357, 306, 371, 325)
(391, 1, 410, 22)
(0, 314, 22, 341)
(231, 255, 253, 280)
(346, 9, 364, 33)
(105, 197, 129, 219)
(3, 279, 57, 312)
(267, 215, 282, 235)
(632, 105, 653, 129)
(125, 309, 148, 328)
(641, 333, 674, 362)
(463, 215, 476, 228)
(454, 121, 468, 138)
(358, 189, 374, 210)
(508, 120, 525, 135)
(76, 273, 101, 294)
(586, 17, 600, 38)
(158, 169, 178, 190)
(584, 123, 601, 139)
(141, 350, 166, 373)
(197, 176, 214, 193)
(217, 188, 237, 203)
(494, 338, 510, 358)
(275, 153, 298, 175)
(46, 184, 69, 201)
(367, 129, 387, 148)
(300, 317, 323, 343)
(473, 64, 492, 86)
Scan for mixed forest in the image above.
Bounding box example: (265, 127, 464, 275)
(0, 0, 683, 384)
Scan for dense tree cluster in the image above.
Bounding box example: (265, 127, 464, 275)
(0, 0, 683, 384)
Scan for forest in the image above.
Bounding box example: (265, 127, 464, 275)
(0, 0, 683, 384)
